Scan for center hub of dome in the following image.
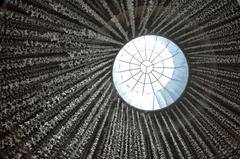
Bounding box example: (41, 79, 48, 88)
(140, 61, 153, 73)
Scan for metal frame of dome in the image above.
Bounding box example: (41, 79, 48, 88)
(111, 34, 192, 113)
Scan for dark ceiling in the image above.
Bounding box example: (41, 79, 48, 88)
(1, 0, 240, 158)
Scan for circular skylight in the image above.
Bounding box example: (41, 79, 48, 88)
(112, 35, 189, 111)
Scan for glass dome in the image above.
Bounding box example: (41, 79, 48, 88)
(112, 35, 189, 111)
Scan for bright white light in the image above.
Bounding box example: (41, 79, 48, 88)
(112, 35, 189, 111)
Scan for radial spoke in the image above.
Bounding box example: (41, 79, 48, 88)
(142, 73, 147, 94)
(121, 71, 141, 84)
(154, 65, 186, 69)
(117, 59, 140, 66)
(116, 67, 140, 73)
(151, 72, 175, 101)
(153, 51, 179, 65)
(148, 74, 158, 109)
(152, 70, 181, 82)
(151, 42, 170, 63)
(132, 41, 145, 61)
(144, 36, 147, 60)
(131, 73, 144, 92)
(123, 48, 142, 64)
(149, 36, 158, 61)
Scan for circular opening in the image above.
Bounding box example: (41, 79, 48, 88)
(112, 35, 189, 111)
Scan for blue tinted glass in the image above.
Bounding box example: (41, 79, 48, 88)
(112, 35, 189, 111)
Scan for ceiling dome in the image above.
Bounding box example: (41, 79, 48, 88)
(1, 0, 240, 158)
(112, 35, 189, 111)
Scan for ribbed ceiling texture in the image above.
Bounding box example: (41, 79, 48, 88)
(1, 0, 240, 158)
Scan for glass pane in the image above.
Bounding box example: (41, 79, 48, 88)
(112, 35, 189, 111)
